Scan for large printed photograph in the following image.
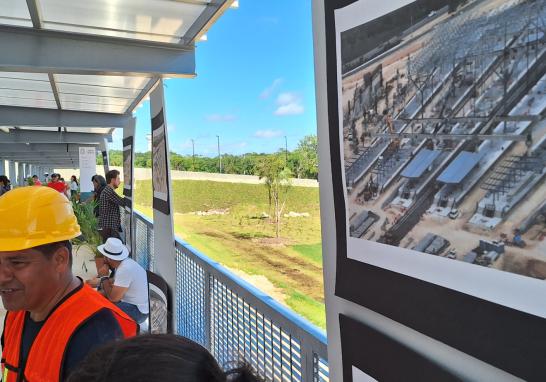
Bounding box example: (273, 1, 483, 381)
(340, 0, 546, 282)
(151, 109, 170, 215)
(123, 137, 133, 197)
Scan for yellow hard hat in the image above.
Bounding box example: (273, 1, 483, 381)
(0, 186, 81, 251)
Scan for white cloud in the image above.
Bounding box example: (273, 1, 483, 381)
(260, 78, 283, 99)
(254, 129, 284, 139)
(274, 92, 304, 116)
(178, 139, 193, 150)
(205, 114, 237, 122)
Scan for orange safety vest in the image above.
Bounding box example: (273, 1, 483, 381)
(1, 283, 138, 382)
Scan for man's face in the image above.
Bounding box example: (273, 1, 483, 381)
(51, 176, 58, 183)
(111, 175, 121, 189)
(0, 248, 66, 312)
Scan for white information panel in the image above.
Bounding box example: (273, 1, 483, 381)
(79, 146, 96, 193)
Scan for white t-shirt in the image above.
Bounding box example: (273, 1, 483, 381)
(113, 257, 149, 314)
(70, 181, 78, 191)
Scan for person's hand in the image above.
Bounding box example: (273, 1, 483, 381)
(86, 277, 100, 288)
(97, 263, 110, 277)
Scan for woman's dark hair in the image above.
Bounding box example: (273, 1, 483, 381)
(71, 175, 79, 185)
(0, 175, 9, 186)
(92, 175, 107, 189)
(67, 334, 263, 382)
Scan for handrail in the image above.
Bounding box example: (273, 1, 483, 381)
(131, 209, 329, 381)
(175, 236, 328, 353)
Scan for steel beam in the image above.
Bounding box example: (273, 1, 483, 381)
(397, 115, 541, 124)
(370, 133, 528, 141)
(180, 0, 230, 44)
(0, 143, 99, 153)
(0, 105, 131, 128)
(0, 130, 111, 144)
(0, 25, 196, 77)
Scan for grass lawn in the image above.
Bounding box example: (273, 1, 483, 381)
(131, 180, 325, 328)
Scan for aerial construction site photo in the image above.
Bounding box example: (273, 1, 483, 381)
(341, 0, 546, 280)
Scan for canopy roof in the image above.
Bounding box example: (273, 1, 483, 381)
(401, 149, 441, 179)
(437, 151, 481, 184)
(0, 0, 234, 168)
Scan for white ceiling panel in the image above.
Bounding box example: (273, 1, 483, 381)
(40, 0, 208, 43)
(55, 74, 150, 89)
(0, 0, 32, 26)
(60, 101, 126, 114)
(0, 96, 58, 109)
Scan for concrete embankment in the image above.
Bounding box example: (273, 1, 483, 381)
(55, 166, 319, 188)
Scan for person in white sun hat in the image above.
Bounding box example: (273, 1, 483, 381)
(97, 238, 149, 324)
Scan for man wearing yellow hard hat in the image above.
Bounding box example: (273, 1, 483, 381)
(0, 187, 138, 381)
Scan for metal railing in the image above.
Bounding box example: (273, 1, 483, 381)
(132, 210, 329, 382)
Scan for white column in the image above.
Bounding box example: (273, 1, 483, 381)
(150, 79, 176, 332)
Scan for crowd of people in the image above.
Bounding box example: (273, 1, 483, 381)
(0, 175, 262, 381)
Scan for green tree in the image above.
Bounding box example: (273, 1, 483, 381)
(257, 154, 292, 238)
(293, 135, 318, 179)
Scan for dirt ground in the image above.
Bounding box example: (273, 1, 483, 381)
(226, 267, 287, 306)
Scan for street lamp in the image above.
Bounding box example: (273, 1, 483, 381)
(284, 136, 288, 164)
(191, 139, 195, 171)
(216, 135, 222, 173)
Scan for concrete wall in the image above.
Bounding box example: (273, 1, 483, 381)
(54, 166, 319, 187)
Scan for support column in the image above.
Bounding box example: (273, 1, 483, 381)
(17, 162, 24, 186)
(0, 159, 5, 175)
(100, 137, 110, 176)
(122, 118, 136, 256)
(8, 161, 16, 184)
(150, 80, 176, 333)
(25, 164, 31, 181)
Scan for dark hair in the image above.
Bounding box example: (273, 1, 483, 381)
(92, 175, 107, 189)
(32, 175, 38, 179)
(71, 175, 79, 185)
(67, 334, 263, 382)
(105, 169, 120, 185)
(33, 240, 73, 268)
(0, 175, 9, 186)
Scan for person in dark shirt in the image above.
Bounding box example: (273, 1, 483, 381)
(99, 170, 125, 243)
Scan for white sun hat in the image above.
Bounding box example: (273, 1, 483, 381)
(97, 237, 129, 261)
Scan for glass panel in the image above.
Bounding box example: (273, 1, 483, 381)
(0, 96, 58, 109)
(55, 74, 150, 90)
(0, 0, 32, 26)
(40, 0, 208, 43)
(16, 126, 59, 132)
(65, 127, 110, 134)
(58, 93, 131, 108)
(60, 101, 126, 114)
(56, 82, 142, 99)
(0, 73, 52, 92)
(0, 89, 55, 102)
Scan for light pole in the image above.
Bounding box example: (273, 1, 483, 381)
(284, 135, 288, 164)
(191, 139, 195, 171)
(216, 135, 222, 173)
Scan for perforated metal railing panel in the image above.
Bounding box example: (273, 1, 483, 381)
(315, 356, 329, 382)
(133, 211, 328, 382)
(210, 278, 304, 381)
(175, 245, 207, 347)
(135, 216, 150, 270)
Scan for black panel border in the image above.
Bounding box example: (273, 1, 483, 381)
(323, 1, 546, 380)
(151, 108, 171, 215)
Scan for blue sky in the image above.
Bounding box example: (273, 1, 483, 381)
(115, 1, 317, 156)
